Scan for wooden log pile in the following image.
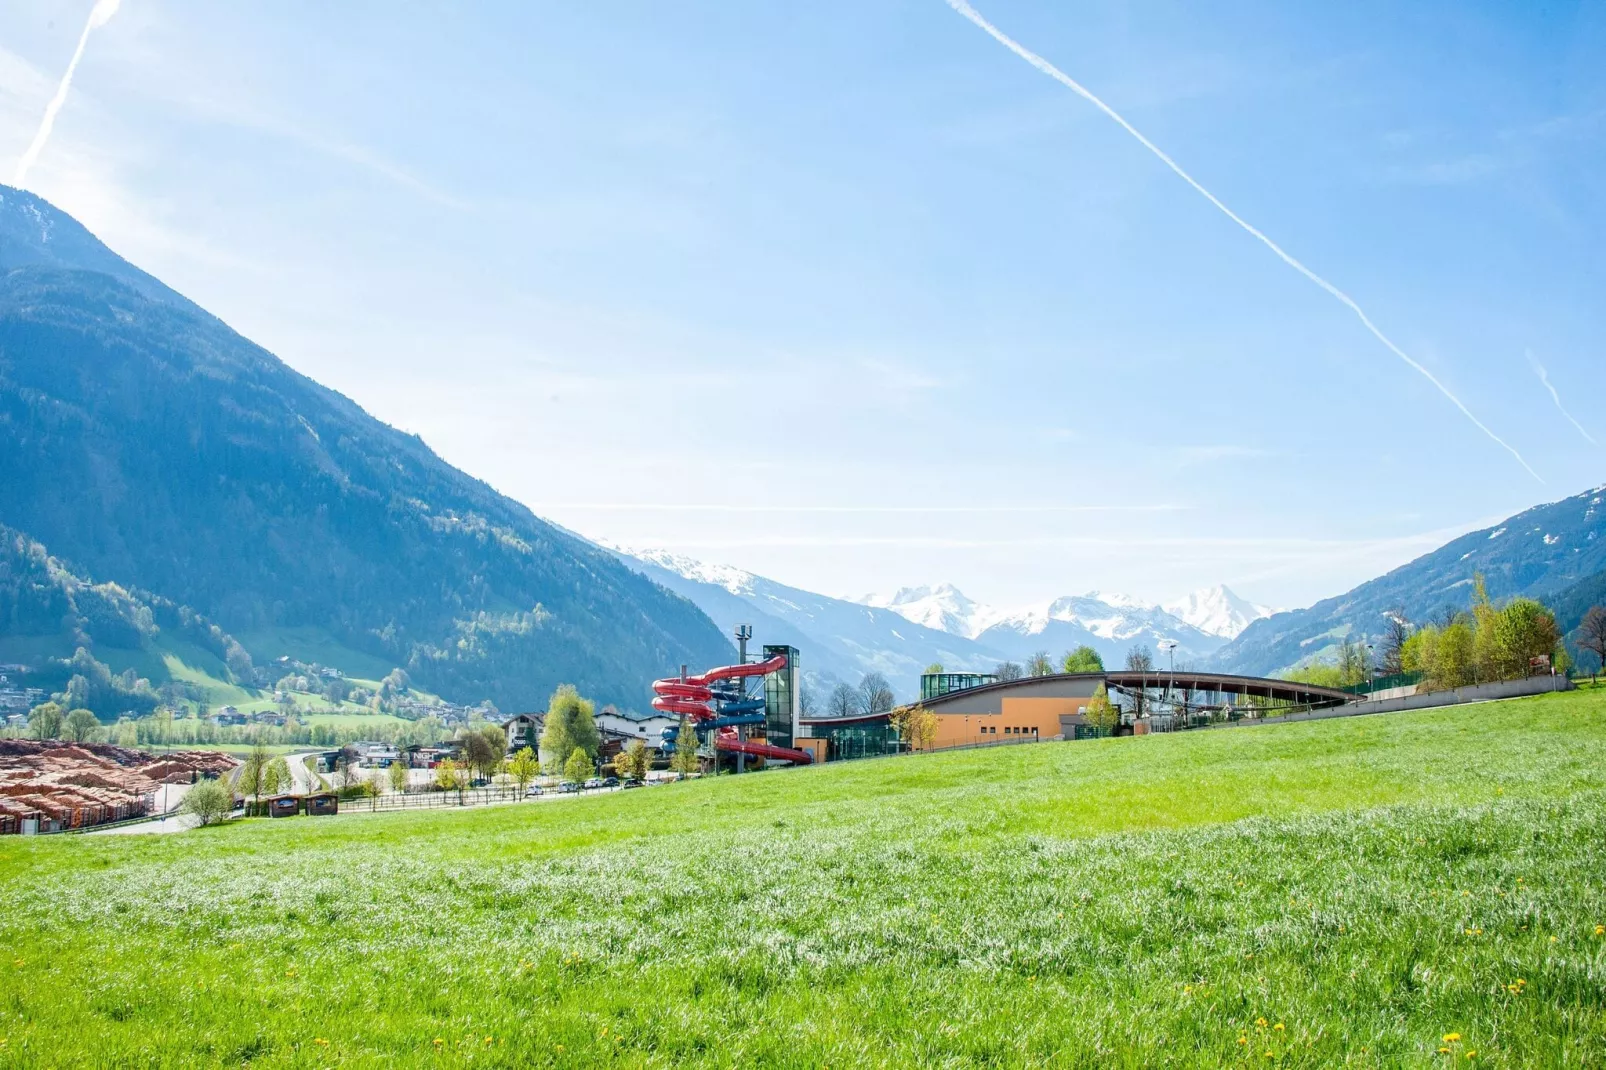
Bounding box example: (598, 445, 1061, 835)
(0, 740, 237, 833)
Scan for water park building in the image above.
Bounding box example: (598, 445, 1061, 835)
(650, 625, 1357, 769)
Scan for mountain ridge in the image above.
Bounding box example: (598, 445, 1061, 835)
(1209, 484, 1606, 676)
(0, 185, 734, 711)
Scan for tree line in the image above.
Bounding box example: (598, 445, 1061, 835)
(1289, 574, 1580, 692)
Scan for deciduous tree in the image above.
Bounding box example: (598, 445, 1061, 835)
(563, 746, 593, 783)
(28, 701, 63, 740)
(994, 661, 1024, 682)
(669, 718, 701, 777)
(1061, 646, 1104, 674)
(827, 682, 858, 718)
(1124, 646, 1154, 673)
(180, 778, 234, 826)
(1380, 609, 1411, 676)
(387, 757, 410, 794)
(508, 746, 540, 793)
(616, 739, 649, 780)
(61, 707, 100, 743)
(1082, 685, 1118, 734)
(1581, 605, 1606, 679)
(433, 758, 463, 792)
(1026, 651, 1054, 677)
(858, 672, 895, 716)
(540, 684, 599, 774)
(264, 756, 291, 796)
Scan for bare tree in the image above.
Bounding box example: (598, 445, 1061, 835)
(1124, 645, 1154, 672)
(1380, 608, 1410, 676)
(798, 685, 817, 717)
(1026, 650, 1054, 677)
(1578, 605, 1606, 680)
(994, 661, 1024, 682)
(858, 672, 895, 716)
(827, 682, 859, 718)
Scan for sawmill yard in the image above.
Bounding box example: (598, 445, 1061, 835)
(2, 690, 1605, 1067)
(0, 740, 234, 833)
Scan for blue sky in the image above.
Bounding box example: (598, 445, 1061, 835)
(3, 0, 1603, 610)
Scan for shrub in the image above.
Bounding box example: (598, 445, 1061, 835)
(179, 779, 234, 826)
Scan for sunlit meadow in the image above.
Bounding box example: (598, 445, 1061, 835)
(3, 690, 1606, 1067)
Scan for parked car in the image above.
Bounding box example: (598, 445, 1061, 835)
(602, 776, 620, 788)
(558, 781, 580, 794)
(469, 778, 489, 788)
(622, 779, 644, 789)
(583, 777, 604, 790)
(524, 785, 544, 797)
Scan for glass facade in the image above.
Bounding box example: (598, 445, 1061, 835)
(919, 672, 999, 703)
(814, 721, 899, 760)
(762, 645, 799, 749)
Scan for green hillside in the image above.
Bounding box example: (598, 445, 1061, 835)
(0, 524, 260, 717)
(0, 185, 733, 712)
(4, 691, 1605, 1066)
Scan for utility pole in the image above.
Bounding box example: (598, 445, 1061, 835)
(734, 625, 752, 774)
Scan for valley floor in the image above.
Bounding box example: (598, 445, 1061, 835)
(3, 693, 1605, 1067)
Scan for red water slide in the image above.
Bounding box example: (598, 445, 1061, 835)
(651, 653, 813, 764)
(650, 653, 788, 719)
(652, 653, 788, 694)
(714, 734, 815, 765)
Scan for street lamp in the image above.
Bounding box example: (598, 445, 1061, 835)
(1158, 639, 1178, 720)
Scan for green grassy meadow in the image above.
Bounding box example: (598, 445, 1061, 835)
(4, 692, 1606, 1067)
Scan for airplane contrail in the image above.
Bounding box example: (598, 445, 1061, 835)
(944, 0, 1544, 484)
(12, 0, 122, 188)
(1529, 351, 1596, 445)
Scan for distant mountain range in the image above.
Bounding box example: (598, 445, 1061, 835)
(1209, 484, 1606, 676)
(613, 546, 1272, 700)
(608, 549, 998, 699)
(624, 482, 1606, 695)
(858, 584, 1270, 669)
(0, 185, 732, 713)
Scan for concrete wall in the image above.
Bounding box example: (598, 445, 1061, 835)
(1205, 673, 1574, 731)
(1345, 674, 1573, 716)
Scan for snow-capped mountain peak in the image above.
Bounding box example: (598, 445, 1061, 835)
(614, 546, 759, 598)
(856, 583, 1002, 638)
(1161, 585, 1274, 640)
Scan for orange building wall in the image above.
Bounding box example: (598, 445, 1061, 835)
(927, 696, 1088, 749)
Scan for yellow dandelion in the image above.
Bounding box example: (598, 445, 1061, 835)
(433, 1038, 444, 1047)
(1273, 1023, 1285, 1032)
(1238, 1037, 1248, 1046)
(1596, 925, 1604, 936)
(1551, 936, 1559, 943)
(484, 1036, 493, 1045)
(1444, 1033, 1461, 1043)
(1256, 1017, 1268, 1028)
(1439, 1048, 1451, 1055)
(313, 1038, 329, 1047)
(1465, 1052, 1476, 1060)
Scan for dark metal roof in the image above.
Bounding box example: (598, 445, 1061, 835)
(1103, 670, 1352, 706)
(911, 671, 1352, 711)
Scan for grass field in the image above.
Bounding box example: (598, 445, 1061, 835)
(3, 692, 1606, 1067)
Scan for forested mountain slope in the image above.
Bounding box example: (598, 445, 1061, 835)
(0, 185, 731, 710)
(1213, 484, 1606, 676)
